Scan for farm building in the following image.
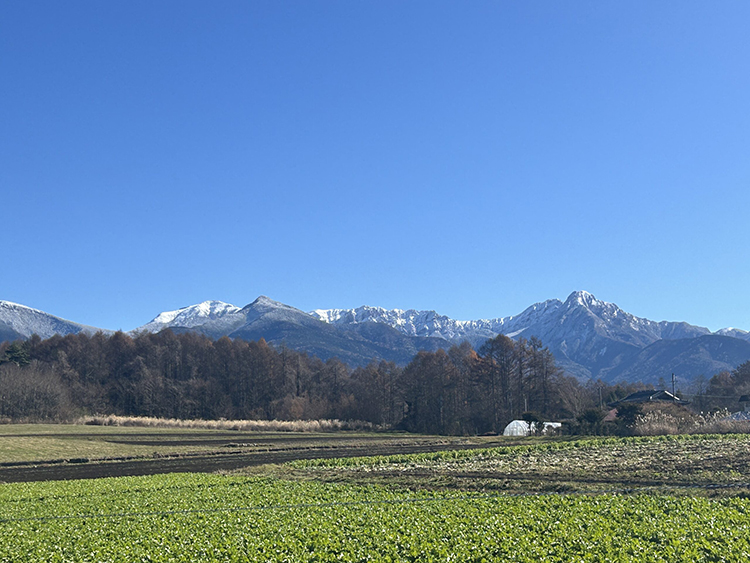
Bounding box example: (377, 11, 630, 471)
(608, 389, 689, 408)
(502, 420, 562, 436)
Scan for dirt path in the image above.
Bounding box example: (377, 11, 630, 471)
(0, 441, 495, 483)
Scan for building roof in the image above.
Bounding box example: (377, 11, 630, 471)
(608, 389, 689, 407)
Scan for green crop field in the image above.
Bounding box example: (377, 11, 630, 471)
(2, 473, 750, 562)
(2, 433, 750, 561)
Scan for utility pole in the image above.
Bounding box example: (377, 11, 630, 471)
(671, 373, 676, 397)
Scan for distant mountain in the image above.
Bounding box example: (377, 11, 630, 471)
(715, 327, 750, 342)
(312, 305, 503, 348)
(135, 300, 242, 335)
(602, 334, 750, 385)
(313, 291, 727, 383)
(313, 291, 711, 349)
(134, 296, 451, 367)
(492, 291, 711, 381)
(0, 300, 101, 340)
(3, 292, 749, 383)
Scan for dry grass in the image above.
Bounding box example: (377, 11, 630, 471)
(76, 414, 375, 433)
(634, 405, 750, 436)
(696, 417, 750, 434)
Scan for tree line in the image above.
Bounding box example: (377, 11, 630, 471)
(0, 330, 682, 434)
(688, 361, 750, 412)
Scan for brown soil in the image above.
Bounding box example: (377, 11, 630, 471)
(0, 438, 502, 483)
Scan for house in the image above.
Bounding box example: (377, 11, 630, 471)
(608, 389, 689, 408)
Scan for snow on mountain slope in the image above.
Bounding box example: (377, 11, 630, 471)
(313, 298, 566, 347)
(0, 300, 101, 339)
(716, 327, 750, 342)
(313, 292, 711, 347)
(311, 293, 616, 344)
(503, 291, 705, 379)
(534, 291, 710, 347)
(133, 296, 318, 339)
(135, 300, 242, 334)
(312, 291, 717, 379)
(238, 295, 314, 326)
(312, 305, 502, 345)
(4, 292, 747, 382)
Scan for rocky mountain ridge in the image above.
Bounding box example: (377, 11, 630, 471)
(2, 292, 749, 384)
(311, 291, 739, 381)
(312, 291, 713, 347)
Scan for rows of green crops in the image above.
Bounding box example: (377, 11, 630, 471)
(2, 473, 750, 562)
(292, 432, 750, 469)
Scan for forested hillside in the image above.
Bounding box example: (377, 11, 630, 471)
(0, 331, 619, 434)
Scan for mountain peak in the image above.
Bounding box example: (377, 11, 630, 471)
(716, 327, 750, 342)
(4, 294, 749, 381)
(247, 295, 285, 308)
(139, 300, 241, 332)
(565, 290, 599, 308)
(194, 300, 236, 313)
(241, 296, 307, 319)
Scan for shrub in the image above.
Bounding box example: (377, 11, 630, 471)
(75, 414, 375, 432)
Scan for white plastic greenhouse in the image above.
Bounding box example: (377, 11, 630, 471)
(502, 420, 561, 436)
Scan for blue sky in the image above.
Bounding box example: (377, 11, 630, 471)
(2, 1, 749, 332)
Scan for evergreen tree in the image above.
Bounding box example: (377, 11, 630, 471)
(1, 341, 30, 367)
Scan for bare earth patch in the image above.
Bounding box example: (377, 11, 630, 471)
(285, 435, 750, 495)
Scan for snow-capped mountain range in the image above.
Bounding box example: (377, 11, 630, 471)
(312, 291, 714, 346)
(2, 291, 750, 384)
(0, 300, 103, 343)
(311, 291, 747, 380)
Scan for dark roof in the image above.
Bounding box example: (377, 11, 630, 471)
(608, 389, 689, 407)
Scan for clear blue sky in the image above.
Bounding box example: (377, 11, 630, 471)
(2, 1, 749, 332)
